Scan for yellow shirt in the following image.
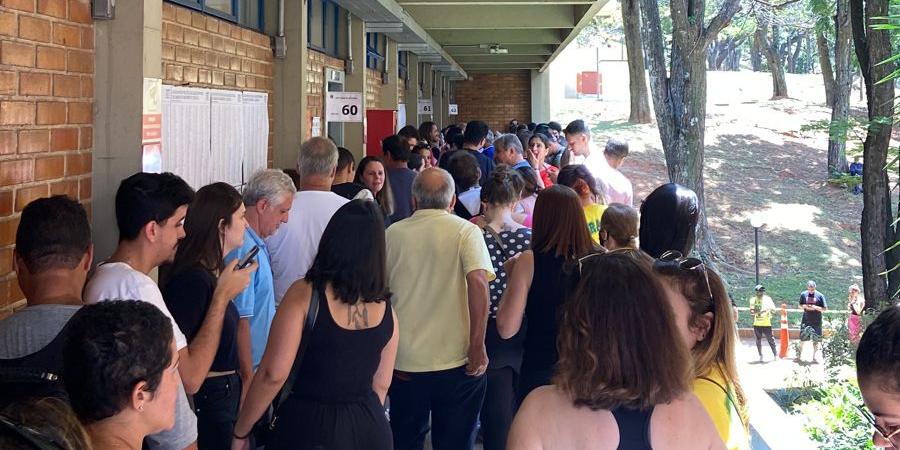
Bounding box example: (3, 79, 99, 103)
(692, 368, 750, 450)
(386, 209, 496, 372)
(749, 294, 776, 327)
(583, 203, 607, 245)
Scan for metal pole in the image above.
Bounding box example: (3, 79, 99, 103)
(754, 227, 760, 285)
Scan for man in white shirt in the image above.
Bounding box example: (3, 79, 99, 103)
(266, 137, 349, 305)
(599, 138, 634, 206)
(564, 119, 608, 181)
(84, 172, 252, 450)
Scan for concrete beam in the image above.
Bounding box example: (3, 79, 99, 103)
(379, 38, 400, 110)
(404, 5, 575, 29)
(403, 53, 420, 128)
(455, 55, 548, 64)
(272, 0, 307, 170)
(345, 15, 367, 160)
(446, 44, 555, 56)
(433, 72, 445, 128)
(429, 29, 565, 45)
(400, 0, 591, 4)
(93, 0, 162, 260)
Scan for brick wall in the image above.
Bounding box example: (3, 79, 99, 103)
(365, 68, 382, 109)
(306, 49, 343, 140)
(455, 71, 531, 132)
(0, 0, 93, 317)
(161, 3, 274, 165)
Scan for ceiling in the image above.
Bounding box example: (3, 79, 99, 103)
(333, 0, 609, 78)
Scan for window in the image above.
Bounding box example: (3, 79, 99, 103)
(366, 33, 385, 71)
(167, 0, 263, 30)
(398, 50, 408, 82)
(308, 0, 343, 58)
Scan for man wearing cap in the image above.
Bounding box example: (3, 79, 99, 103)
(749, 285, 778, 362)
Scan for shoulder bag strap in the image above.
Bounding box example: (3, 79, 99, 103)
(271, 286, 320, 416)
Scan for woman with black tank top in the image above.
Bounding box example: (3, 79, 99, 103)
(507, 253, 724, 450)
(231, 200, 398, 450)
(496, 185, 595, 403)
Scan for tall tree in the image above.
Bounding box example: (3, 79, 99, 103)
(621, 0, 652, 124)
(638, 0, 742, 260)
(756, 13, 789, 98)
(827, 0, 851, 175)
(816, 31, 835, 106)
(850, 0, 894, 307)
(751, 37, 763, 70)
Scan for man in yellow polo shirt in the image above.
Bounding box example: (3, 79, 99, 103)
(386, 167, 495, 450)
(749, 284, 777, 362)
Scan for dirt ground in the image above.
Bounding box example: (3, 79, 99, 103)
(554, 70, 871, 305)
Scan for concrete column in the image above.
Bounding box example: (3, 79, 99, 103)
(344, 15, 366, 160)
(92, 0, 162, 260)
(433, 73, 445, 128)
(271, 0, 307, 169)
(403, 54, 419, 129)
(531, 68, 552, 124)
(419, 63, 433, 124)
(379, 38, 399, 110)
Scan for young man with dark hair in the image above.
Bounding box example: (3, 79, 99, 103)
(332, 146, 373, 200)
(565, 119, 612, 194)
(398, 125, 420, 151)
(461, 120, 495, 186)
(85, 172, 253, 450)
(0, 196, 92, 407)
(447, 151, 482, 219)
(383, 134, 417, 223)
(856, 305, 900, 448)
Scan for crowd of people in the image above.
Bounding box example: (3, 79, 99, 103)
(0, 117, 897, 450)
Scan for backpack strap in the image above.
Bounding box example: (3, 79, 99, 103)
(270, 285, 320, 424)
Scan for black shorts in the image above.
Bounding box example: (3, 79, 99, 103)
(800, 323, 823, 340)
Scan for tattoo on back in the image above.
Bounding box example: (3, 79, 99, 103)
(348, 303, 369, 329)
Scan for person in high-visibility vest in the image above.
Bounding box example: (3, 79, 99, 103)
(749, 285, 778, 362)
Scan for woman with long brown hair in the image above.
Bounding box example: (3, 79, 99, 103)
(497, 185, 594, 402)
(654, 253, 750, 450)
(355, 156, 395, 227)
(507, 253, 723, 449)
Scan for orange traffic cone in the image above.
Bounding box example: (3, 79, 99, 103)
(778, 303, 789, 359)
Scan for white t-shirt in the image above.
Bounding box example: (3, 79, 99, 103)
(84, 262, 188, 350)
(458, 187, 482, 216)
(265, 190, 349, 304)
(599, 166, 634, 207)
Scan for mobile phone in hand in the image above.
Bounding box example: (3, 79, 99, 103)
(236, 245, 260, 270)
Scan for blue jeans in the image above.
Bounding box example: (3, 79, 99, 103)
(193, 373, 241, 450)
(388, 365, 486, 450)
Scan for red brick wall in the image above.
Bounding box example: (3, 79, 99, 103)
(306, 49, 343, 139)
(0, 0, 93, 317)
(455, 71, 531, 132)
(161, 3, 274, 165)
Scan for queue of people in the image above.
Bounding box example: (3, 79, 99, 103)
(0, 117, 896, 450)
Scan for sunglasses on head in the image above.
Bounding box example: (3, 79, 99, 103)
(655, 250, 715, 312)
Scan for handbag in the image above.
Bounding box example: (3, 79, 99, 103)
(253, 286, 321, 444)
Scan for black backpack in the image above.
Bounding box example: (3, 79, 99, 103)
(0, 324, 71, 409)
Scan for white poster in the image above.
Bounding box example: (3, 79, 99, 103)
(162, 86, 211, 190)
(162, 86, 269, 189)
(325, 92, 363, 122)
(397, 104, 406, 130)
(312, 116, 322, 137)
(417, 99, 433, 115)
(448, 104, 458, 115)
(241, 91, 269, 185)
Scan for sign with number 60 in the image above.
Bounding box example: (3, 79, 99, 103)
(326, 92, 363, 122)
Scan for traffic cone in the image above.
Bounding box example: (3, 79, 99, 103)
(778, 303, 789, 359)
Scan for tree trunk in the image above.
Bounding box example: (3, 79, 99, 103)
(788, 35, 803, 73)
(851, 0, 895, 308)
(751, 36, 763, 71)
(621, 0, 652, 124)
(817, 31, 836, 107)
(757, 17, 789, 99)
(638, 0, 741, 261)
(827, 0, 851, 176)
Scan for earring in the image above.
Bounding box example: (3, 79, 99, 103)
(139, 404, 144, 412)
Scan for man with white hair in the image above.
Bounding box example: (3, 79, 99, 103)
(493, 133, 531, 171)
(386, 168, 495, 449)
(227, 169, 296, 372)
(266, 137, 349, 305)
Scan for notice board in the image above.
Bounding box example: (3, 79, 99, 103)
(161, 85, 269, 189)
